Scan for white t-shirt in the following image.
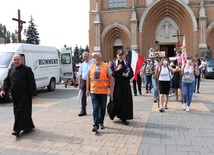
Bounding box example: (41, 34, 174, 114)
(158, 66, 171, 81)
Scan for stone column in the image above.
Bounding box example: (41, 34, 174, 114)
(130, 0, 138, 50)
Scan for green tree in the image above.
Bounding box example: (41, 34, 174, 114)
(0, 24, 12, 43)
(0, 24, 4, 38)
(5, 31, 11, 43)
(26, 15, 40, 44)
(85, 45, 89, 52)
(11, 33, 17, 43)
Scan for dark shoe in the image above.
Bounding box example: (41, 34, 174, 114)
(134, 94, 137, 96)
(122, 120, 129, 125)
(12, 131, 20, 137)
(154, 99, 157, 103)
(146, 91, 148, 94)
(139, 93, 142, 95)
(159, 108, 164, 112)
(65, 84, 67, 88)
(165, 105, 168, 109)
(78, 111, 87, 116)
(197, 90, 200, 93)
(99, 124, 105, 130)
(92, 126, 99, 132)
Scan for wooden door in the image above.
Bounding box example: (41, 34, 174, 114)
(160, 45, 168, 57)
(113, 46, 123, 60)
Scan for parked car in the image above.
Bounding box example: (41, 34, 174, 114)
(205, 59, 214, 79)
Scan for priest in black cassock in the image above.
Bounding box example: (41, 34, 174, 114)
(0, 54, 37, 137)
(110, 49, 134, 125)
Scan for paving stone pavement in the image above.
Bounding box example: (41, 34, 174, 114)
(0, 79, 213, 155)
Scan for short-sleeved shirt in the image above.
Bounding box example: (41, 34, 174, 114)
(77, 60, 93, 80)
(182, 65, 195, 83)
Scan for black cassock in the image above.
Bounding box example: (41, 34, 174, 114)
(2, 64, 37, 132)
(111, 60, 134, 121)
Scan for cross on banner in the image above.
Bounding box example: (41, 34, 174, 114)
(12, 9, 26, 43)
(172, 30, 184, 45)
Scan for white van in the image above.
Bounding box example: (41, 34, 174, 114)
(60, 47, 74, 83)
(0, 43, 61, 102)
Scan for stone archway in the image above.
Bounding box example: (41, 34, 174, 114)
(139, 0, 197, 57)
(156, 17, 179, 57)
(101, 22, 131, 61)
(207, 21, 214, 58)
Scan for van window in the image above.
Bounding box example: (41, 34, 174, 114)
(0, 52, 14, 68)
(61, 53, 71, 64)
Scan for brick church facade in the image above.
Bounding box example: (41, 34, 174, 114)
(89, 0, 214, 61)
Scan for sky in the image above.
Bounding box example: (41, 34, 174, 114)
(0, 0, 90, 50)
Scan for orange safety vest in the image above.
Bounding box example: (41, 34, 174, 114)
(90, 62, 109, 94)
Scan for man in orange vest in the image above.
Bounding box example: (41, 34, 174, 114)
(86, 52, 113, 132)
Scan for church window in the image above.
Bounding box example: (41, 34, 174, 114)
(109, 0, 126, 8)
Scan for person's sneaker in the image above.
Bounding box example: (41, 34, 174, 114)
(169, 93, 174, 97)
(92, 126, 99, 132)
(186, 106, 190, 112)
(183, 103, 186, 110)
(99, 124, 105, 130)
(165, 105, 168, 109)
(197, 90, 200, 93)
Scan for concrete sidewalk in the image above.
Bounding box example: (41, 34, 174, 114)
(0, 80, 213, 155)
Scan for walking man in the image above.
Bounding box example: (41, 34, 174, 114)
(86, 52, 113, 132)
(0, 54, 37, 137)
(77, 52, 93, 116)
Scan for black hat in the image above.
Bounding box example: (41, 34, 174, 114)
(117, 49, 124, 55)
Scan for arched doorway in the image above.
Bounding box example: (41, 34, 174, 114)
(113, 37, 123, 60)
(139, 0, 197, 57)
(156, 17, 178, 57)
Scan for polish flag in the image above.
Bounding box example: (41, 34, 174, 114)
(131, 49, 144, 81)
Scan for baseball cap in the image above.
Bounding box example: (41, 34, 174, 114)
(117, 49, 124, 55)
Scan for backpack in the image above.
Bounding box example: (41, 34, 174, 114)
(156, 65, 173, 80)
(144, 63, 152, 75)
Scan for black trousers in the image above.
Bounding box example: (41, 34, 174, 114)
(81, 79, 87, 112)
(133, 74, 142, 95)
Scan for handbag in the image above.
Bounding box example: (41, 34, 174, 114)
(107, 97, 117, 120)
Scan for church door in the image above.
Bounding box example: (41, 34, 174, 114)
(160, 45, 175, 57)
(113, 46, 123, 60)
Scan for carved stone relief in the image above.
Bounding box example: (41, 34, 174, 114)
(156, 17, 179, 43)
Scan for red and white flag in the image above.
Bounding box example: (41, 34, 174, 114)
(131, 49, 144, 81)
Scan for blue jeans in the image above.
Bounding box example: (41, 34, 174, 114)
(182, 81, 195, 106)
(152, 76, 158, 99)
(145, 75, 152, 91)
(90, 93, 107, 127)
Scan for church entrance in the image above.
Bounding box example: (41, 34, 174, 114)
(160, 45, 175, 58)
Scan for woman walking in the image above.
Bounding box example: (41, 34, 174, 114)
(181, 57, 200, 111)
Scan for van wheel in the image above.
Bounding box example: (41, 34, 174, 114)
(47, 78, 56, 91)
(4, 90, 13, 102)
